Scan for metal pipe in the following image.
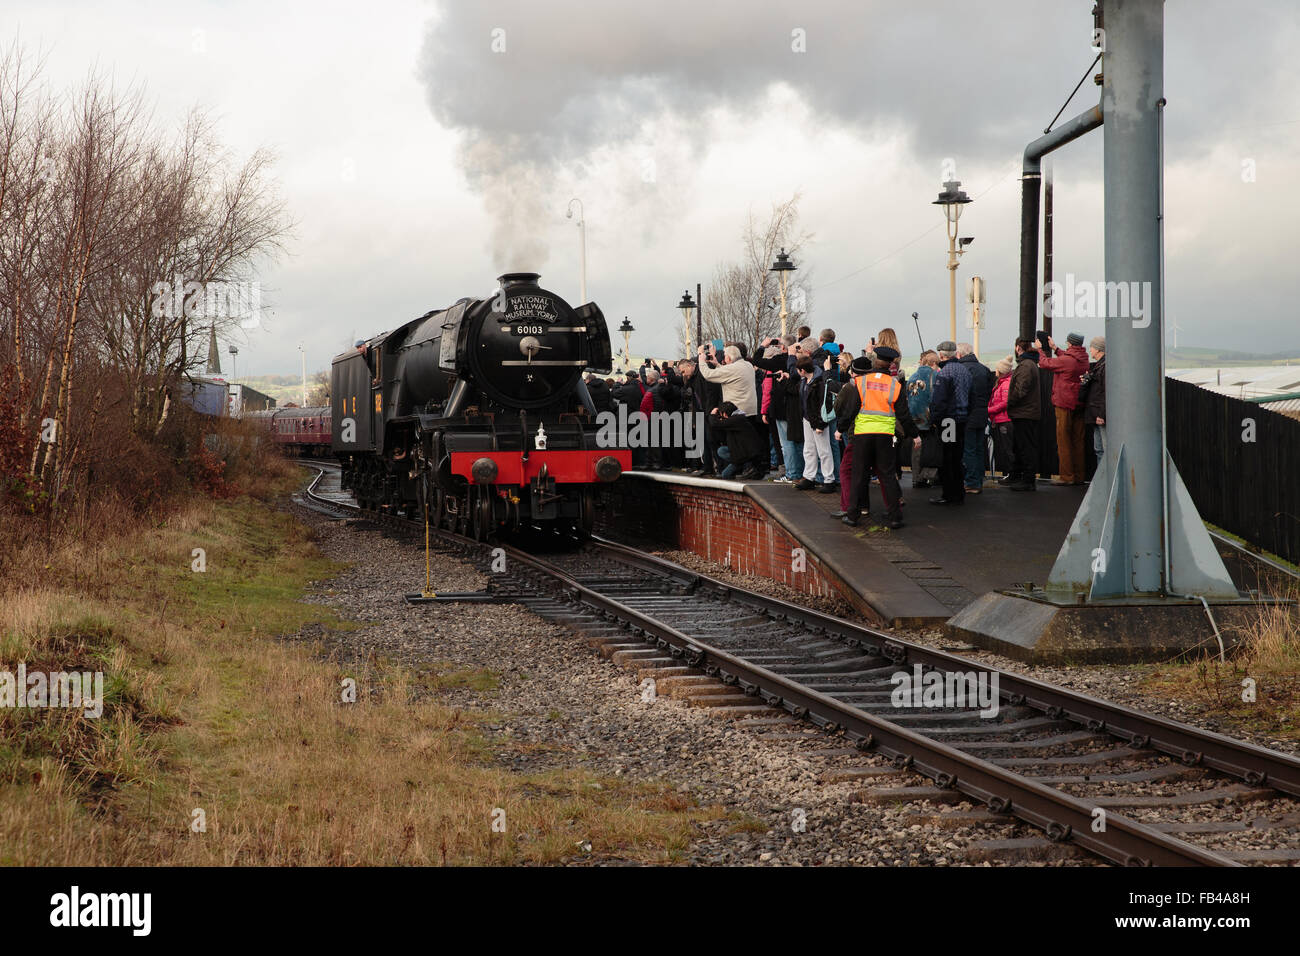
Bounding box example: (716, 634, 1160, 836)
(1159, 95, 1171, 593)
(1018, 103, 1104, 342)
(1043, 162, 1054, 336)
(1187, 594, 1226, 662)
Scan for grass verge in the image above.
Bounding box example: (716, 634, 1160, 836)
(1140, 578, 1300, 744)
(0, 472, 713, 865)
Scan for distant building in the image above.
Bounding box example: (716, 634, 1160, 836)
(1169, 366, 1300, 422)
(180, 375, 228, 417)
(228, 383, 275, 415)
(1168, 365, 1300, 402)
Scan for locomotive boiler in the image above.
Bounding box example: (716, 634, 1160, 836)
(330, 273, 629, 539)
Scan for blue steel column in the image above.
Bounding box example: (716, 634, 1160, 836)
(1102, 0, 1164, 592)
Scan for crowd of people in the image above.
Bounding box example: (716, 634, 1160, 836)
(585, 324, 1107, 530)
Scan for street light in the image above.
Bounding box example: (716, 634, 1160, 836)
(298, 343, 307, 407)
(617, 317, 635, 372)
(676, 290, 696, 355)
(769, 247, 797, 337)
(565, 198, 587, 303)
(932, 180, 972, 341)
(228, 344, 239, 383)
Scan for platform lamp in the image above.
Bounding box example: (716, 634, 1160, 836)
(769, 247, 797, 337)
(932, 180, 972, 341)
(676, 289, 696, 356)
(618, 316, 635, 372)
(228, 344, 238, 382)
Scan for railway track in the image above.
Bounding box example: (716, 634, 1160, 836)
(299, 461, 1300, 867)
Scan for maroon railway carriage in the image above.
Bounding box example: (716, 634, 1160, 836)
(247, 405, 332, 457)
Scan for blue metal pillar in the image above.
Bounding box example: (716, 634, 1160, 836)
(1047, 0, 1237, 600)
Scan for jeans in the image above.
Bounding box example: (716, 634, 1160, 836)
(775, 420, 803, 480)
(1094, 424, 1105, 457)
(962, 422, 986, 489)
(717, 444, 736, 479)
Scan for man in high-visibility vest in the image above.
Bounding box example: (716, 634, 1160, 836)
(834, 347, 917, 529)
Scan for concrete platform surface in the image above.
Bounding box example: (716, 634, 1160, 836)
(746, 476, 1086, 624)
(619, 468, 1270, 630)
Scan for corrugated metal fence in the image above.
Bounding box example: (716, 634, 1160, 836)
(1166, 377, 1299, 565)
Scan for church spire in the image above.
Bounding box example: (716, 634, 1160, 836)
(205, 325, 221, 375)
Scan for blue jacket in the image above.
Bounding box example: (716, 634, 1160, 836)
(907, 365, 936, 429)
(930, 358, 971, 423)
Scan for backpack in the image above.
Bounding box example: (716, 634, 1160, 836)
(820, 380, 837, 424)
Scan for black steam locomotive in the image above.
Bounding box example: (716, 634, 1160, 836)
(330, 273, 628, 539)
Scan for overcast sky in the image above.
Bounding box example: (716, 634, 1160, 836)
(10, 0, 1300, 376)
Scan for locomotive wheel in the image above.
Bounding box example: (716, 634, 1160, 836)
(469, 488, 483, 541)
(475, 487, 495, 541)
(433, 488, 446, 531)
(455, 494, 470, 537)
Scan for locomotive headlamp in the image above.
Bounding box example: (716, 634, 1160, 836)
(471, 457, 499, 484)
(594, 456, 622, 482)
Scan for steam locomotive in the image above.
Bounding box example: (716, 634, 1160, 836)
(330, 272, 628, 539)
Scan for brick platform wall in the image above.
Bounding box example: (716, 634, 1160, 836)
(597, 476, 884, 625)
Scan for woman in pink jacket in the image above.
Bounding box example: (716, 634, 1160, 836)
(986, 356, 1015, 480)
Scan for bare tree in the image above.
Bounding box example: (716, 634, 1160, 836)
(704, 192, 813, 352)
(0, 39, 291, 508)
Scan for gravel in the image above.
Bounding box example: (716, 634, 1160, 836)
(284, 506, 1067, 866)
(657, 546, 1300, 760)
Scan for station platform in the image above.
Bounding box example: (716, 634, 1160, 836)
(601, 469, 1274, 630)
(748, 476, 1087, 621)
(602, 469, 1087, 627)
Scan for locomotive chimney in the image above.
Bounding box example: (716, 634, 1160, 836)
(498, 272, 541, 289)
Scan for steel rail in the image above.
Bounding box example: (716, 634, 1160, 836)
(590, 535, 1300, 800)
(497, 539, 1234, 867)
(297, 464, 1291, 865)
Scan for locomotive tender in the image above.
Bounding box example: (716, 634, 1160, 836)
(330, 273, 628, 539)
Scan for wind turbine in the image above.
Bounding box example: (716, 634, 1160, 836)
(1169, 317, 1184, 351)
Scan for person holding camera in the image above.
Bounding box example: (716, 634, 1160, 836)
(697, 342, 762, 474)
(1039, 331, 1090, 485)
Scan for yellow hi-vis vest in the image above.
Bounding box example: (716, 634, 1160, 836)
(854, 372, 902, 435)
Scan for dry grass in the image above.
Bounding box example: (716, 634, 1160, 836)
(1142, 577, 1300, 742)
(0, 473, 712, 865)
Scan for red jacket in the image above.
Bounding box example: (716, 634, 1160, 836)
(1039, 344, 1088, 410)
(987, 374, 1012, 424)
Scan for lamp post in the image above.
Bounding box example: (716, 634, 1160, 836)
(228, 344, 239, 383)
(617, 317, 635, 372)
(298, 343, 307, 407)
(933, 180, 972, 341)
(566, 198, 587, 303)
(676, 289, 697, 356)
(769, 247, 796, 337)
